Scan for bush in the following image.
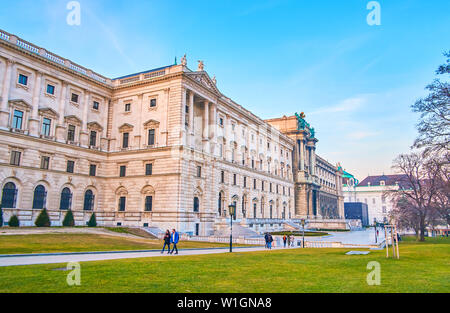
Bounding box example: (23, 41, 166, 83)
(87, 213, 97, 227)
(8, 215, 19, 227)
(35, 208, 51, 227)
(62, 210, 75, 227)
(0, 206, 3, 227)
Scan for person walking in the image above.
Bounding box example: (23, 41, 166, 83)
(161, 229, 171, 254)
(170, 228, 179, 255)
(283, 235, 287, 248)
(264, 233, 269, 249)
(267, 233, 273, 250)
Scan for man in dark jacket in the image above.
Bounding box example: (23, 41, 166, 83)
(264, 233, 269, 249)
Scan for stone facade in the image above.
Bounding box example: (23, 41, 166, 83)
(0, 29, 297, 235)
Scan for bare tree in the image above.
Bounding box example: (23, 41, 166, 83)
(388, 153, 444, 241)
(412, 51, 450, 155)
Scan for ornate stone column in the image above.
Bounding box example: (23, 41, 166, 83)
(0, 59, 14, 130)
(29, 71, 43, 137)
(56, 81, 68, 142)
(79, 91, 90, 147)
(188, 90, 194, 147)
(181, 88, 187, 146)
(210, 102, 217, 154)
(299, 139, 305, 171)
(203, 100, 209, 152)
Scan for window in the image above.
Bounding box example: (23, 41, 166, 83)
(118, 196, 126, 211)
(219, 117, 224, 126)
(93, 101, 99, 110)
(193, 197, 200, 212)
(10, 151, 21, 166)
(122, 133, 129, 148)
(145, 196, 153, 212)
(262, 181, 265, 191)
(243, 176, 247, 188)
(67, 125, 76, 142)
(83, 190, 95, 211)
(40, 156, 50, 170)
(150, 99, 157, 107)
(32, 185, 47, 209)
(145, 163, 153, 176)
(119, 165, 126, 177)
(148, 129, 155, 146)
(46, 84, 55, 95)
(12, 110, 23, 129)
(66, 160, 75, 173)
(233, 174, 237, 185)
(195, 223, 200, 236)
(125, 103, 131, 112)
(42, 118, 51, 136)
(59, 188, 72, 211)
(89, 164, 97, 176)
(197, 166, 202, 178)
(253, 179, 257, 189)
(18, 74, 28, 86)
(220, 170, 225, 183)
(1, 182, 18, 209)
(71, 93, 79, 103)
(89, 131, 97, 146)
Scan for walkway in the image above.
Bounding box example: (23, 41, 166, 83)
(0, 246, 297, 267)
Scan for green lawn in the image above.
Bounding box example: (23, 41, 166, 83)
(0, 233, 247, 255)
(0, 237, 448, 293)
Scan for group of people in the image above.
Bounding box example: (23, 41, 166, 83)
(264, 233, 274, 249)
(265, 233, 296, 249)
(161, 229, 180, 255)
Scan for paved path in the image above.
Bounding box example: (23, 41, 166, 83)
(305, 228, 386, 245)
(0, 246, 299, 267)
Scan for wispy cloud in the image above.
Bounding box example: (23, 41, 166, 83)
(310, 96, 368, 115)
(347, 131, 381, 140)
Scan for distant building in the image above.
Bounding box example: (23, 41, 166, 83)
(343, 174, 409, 223)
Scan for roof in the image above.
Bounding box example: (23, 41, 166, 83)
(357, 174, 410, 189)
(114, 65, 173, 80)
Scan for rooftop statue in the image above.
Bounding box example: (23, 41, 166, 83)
(181, 54, 187, 66)
(310, 127, 315, 138)
(197, 60, 204, 71)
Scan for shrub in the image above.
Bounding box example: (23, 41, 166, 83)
(8, 215, 19, 227)
(62, 210, 75, 227)
(87, 213, 97, 227)
(35, 208, 51, 227)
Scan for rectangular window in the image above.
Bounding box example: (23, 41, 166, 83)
(93, 101, 99, 110)
(262, 181, 265, 191)
(145, 163, 153, 176)
(89, 164, 97, 176)
(253, 179, 257, 190)
(71, 93, 79, 103)
(119, 197, 126, 211)
(221, 170, 225, 183)
(219, 118, 224, 126)
(243, 176, 247, 188)
(90, 131, 97, 146)
(46, 84, 55, 95)
(12, 110, 23, 129)
(233, 174, 237, 185)
(40, 156, 50, 170)
(67, 125, 76, 142)
(125, 103, 131, 112)
(67, 160, 75, 173)
(145, 196, 153, 212)
(195, 223, 200, 236)
(148, 129, 155, 146)
(122, 133, 129, 148)
(119, 165, 126, 177)
(150, 99, 157, 107)
(10, 151, 21, 166)
(42, 118, 51, 136)
(18, 74, 28, 86)
(197, 166, 202, 178)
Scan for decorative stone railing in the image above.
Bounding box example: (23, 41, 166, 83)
(0, 29, 111, 85)
(117, 69, 167, 86)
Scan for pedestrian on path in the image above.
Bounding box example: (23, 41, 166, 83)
(267, 234, 273, 250)
(264, 233, 269, 249)
(161, 230, 171, 254)
(170, 228, 179, 255)
(283, 235, 287, 248)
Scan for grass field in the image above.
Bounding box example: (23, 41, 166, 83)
(0, 233, 247, 255)
(0, 237, 448, 293)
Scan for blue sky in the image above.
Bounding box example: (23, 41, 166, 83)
(1, 0, 449, 179)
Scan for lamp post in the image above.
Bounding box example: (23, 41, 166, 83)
(374, 218, 377, 244)
(301, 219, 305, 248)
(228, 204, 236, 253)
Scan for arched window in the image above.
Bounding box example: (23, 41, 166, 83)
(1, 182, 17, 208)
(83, 190, 95, 211)
(59, 187, 72, 210)
(145, 196, 152, 212)
(253, 203, 257, 218)
(270, 204, 273, 219)
(32, 185, 47, 209)
(193, 197, 200, 212)
(218, 193, 222, 215)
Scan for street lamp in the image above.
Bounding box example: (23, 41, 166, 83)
(301, 219, 305, 248)
(228, 204, 236, 253)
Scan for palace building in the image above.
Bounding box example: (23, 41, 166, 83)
(0, 29, 344, 235)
